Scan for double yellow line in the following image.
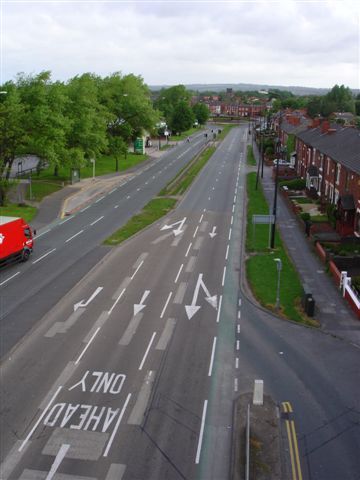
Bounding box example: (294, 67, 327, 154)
(282, 402, 303, 480)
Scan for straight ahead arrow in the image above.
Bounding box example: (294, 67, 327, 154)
(209, 226, 217, 238)
(133, 290, 150, 316)
(185, 274, 217, 320)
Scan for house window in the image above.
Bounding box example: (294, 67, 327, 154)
(319, 154, 324, 172)
(335, 164, 341, 184)
(355, 210, 360, 237)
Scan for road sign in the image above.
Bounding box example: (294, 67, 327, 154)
(252, 214, 275, 224)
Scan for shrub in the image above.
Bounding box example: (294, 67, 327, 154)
(279, 178, 306, 190)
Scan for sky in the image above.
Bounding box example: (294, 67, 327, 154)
(1, 0, 359, 90)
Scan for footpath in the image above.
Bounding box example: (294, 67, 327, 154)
(252, 143, 360, 347)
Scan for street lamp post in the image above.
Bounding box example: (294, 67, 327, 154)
(274, 258, 282, 311)
(270, 138, 281, 248)
(90, 158, 96, 181)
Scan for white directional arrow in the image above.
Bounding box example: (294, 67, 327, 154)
(74, 287, 103, 312)
(185, 273, 217, 320)
(209, 226, 217, 238)
(133, 290, 150, 316)
(161, 217, 186, 236)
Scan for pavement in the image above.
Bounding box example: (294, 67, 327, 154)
(30, 136, 360, 346)
(252, 142, 360, 346)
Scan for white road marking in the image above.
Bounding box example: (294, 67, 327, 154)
(231, 215, 234, 225)
(80, 205, 91, 212)
(233, 195, 236, 203)
(228, 228, 232, 241)
(216, 295, 223, 323)
(208, 197, 211, 201)
(193, 226, 199, 238)
(234, 378, 238, 392)
(232, 205, 235, 213)
(65, 230, 84, 243)
(45, 443, 70, 480)
(75, 327, 100, 364)
(185, 242, 192, 257)
(103, 393, 132, 457)
(0, 271, 20, 286)
(208, 337, 217, 377)
(195, 400, 208, 464)
(237, 324, 241, 333)
(160, 292, 173, 318)
(108, 188, 117, 194)
(127, 195, 131, 199)
(225, 245, 229, 260)
(139, 332, 157, 370)
(32, 248, 57, 265)
(222, 266, 227, 287)
(238, 310, 241, 319)
(36, 229, 51, 238)
(235, 357, 239, 369)
(199, 214, 204, 223)
(59, 216, 74, 225)
(238, 298, 242, 306)
(236, 340, 240, 351)
(114, 205, 119, 209)
(90, 215, 104, 226)
(131, 260, 144, 280)
(19, 386, 62, 452)
(108, 288, 126, 315)
(95, 196, 105, 203)
(174, 264, 184, 283)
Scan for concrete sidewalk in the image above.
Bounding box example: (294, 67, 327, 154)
(252, 143, 360, 346)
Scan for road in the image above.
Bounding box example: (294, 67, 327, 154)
(1, 126, 359, 480)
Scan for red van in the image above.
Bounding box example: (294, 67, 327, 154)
(0, 216, 34, 266)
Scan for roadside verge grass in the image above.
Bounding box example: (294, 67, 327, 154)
(245, 172, 317, 326)
(0, 204, 37, 223)
(247, 145, 256, 166)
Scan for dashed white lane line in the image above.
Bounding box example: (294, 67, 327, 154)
(199, 214, 204, 223)
(160, 291, 173, 318)
(225, 245, 229, 261)
(193, 226, 199, 238)
(0, 271, 20, 286)
(65, 230, 84, 243)
(216, 295, 223, 323)
(131, 260, 144, 280)
(114, 205, 119, 209)
(222, 266, 227, 287)
(195, 400, 208, 464)
(103, 393, 132, 457)
(108, 288, 126, 315)
(19, 386, 63, 452)
(36, 229, 51, 238)
(232, 205, 235, 213)
(95, 196, 105, 203)
(236, 340, 240, 351)
(237, 324, 241, 333)
(59, 216, 74, 225)
(174, 264, 184, 283)
(228, 228, 232, 241)
(90, 215, 104, 226)
(108, 188, 117, 195)
(139, 332, 157, 370)
(238, 310, 241, 319)
(75, 327, 100, 364)
(32, 248, 56, 264)
(231, 215, 234, 225)
(235, 358, 239, 369)
(208, 337, 217, 377)
(185, 242, 192, 257)
(234, 378, 238, 392)
(80, 205, 91, 213)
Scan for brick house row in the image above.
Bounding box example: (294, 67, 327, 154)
(203, 101, 268, 117)
(278, 114, 360, 237)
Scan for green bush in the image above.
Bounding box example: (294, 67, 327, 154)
(300, 212, 311, 222)
(279, 178, 306, 190)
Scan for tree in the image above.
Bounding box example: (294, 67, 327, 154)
(154, 85, 192, 126)
(170, 101, 195, 134)
(108, 136, 128, 172)
(192, 103, 209, 125)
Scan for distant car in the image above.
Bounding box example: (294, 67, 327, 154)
(273, 158, 291, 167)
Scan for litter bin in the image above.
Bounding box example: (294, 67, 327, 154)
(302, 284, 315, 317)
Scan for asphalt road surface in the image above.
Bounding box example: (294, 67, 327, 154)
(1, 126, 359, 480)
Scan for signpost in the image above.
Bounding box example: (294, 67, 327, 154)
(252, 214, 275, 248)
(134, 138, 144, 154)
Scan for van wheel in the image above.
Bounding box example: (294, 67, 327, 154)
(22, 249, 30, 262)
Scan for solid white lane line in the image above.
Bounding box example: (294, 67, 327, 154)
(65, 230, 84, 243)
(131, 260, 144, 280)
(80, 205, 91, 212)
(185, 242, 192, 257)
(222, 266, 227, 287)
(95, 196, 105, 203)
(19, 386, 63, 452)
(160, 292, 173, 318)
(45, 444, 70, 480)
(225, 245, 229, 261)
(193, 226, 199, 238)
(32, 248, 56, 264)
(108, 288, 126, 315)
(199, 214, 204, 223)
(90, 215, 104, 226)
(216, 295, 223, 324)
(174, 264, 184, 283)
(139, 332, 157, 370)
(59, 216, 74, 225)
(75, 327, 100, 364)
(103, 393, 132, 457)
(208, 337, 217, 377)
(195, 400, 208, 464)
(36, 229, 51, 238)
(228, 228, 232, 241)
(0, 271, 20, 286)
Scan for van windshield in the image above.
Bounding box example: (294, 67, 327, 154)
(24, 228, 31, 238)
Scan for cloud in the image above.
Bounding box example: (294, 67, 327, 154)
(2, 0, 359, 88)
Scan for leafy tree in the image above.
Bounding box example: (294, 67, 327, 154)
(108, 136, 128, 172)
(192, 103, 209, 125)
(154, 85, 192, 126)
(170, 100, 195, 133)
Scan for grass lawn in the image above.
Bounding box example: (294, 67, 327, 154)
(27, 181, 63, 202)
(245, 172, 317, 326)
(104, 198, 177, 245)
(170, 127, 203, 141)
(0, 204, 38, 223)
(247, 145, 257, 166)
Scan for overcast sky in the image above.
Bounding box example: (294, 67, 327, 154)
(1, 0, 359, 89)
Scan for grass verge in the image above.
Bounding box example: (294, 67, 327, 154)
(245, 172, 318, 326)
(247, 145, 257, 166)
(0, 204, 38, 223)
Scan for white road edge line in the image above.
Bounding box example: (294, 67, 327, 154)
(195, 399, 208, 464)
(95, 196, 105, 203)
(174, 264, 184, 284)
(139, 332, 157, 370)
(160, 292, 173, 318)
(36, 229, 51, 238)
(90, 216, 104, 226)
(103, 393, 132, 457)
(131, 260, 144, 280)
(32, 248, 56, 265)
(75, 327, 100, 364)
(208, 337, 217, 376)
(19, 386, 63, 452)
(0, 271, 20, 286)
(65, 230, 84, 243)
(108, 288, 126, 315)
(80, 205, 91, 212)
(45, 443, 70, 480)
